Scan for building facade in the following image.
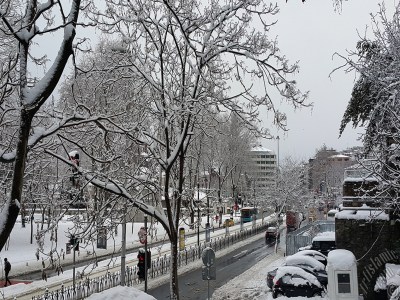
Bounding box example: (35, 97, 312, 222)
(246, 145, 277, 189)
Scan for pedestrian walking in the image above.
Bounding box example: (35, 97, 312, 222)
(4, 258, 11, 286)
(56, 264, 63, 275)
(41, 268, 47, 281)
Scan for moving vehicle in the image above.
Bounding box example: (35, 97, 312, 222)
(240, 207, 258, 223)
(265, 227, 280, 243)
(286, 210, 301, 233)
(270, 266, 324, 298)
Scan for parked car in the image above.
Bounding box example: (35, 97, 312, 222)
(293, 249, 328, 266)
(265, 227, 280, 243)
(271, 266, 324, 298)
(310, 232, 336, 256)
(284, 256, 328, 287)
(285, 254, 325, 270)
(266, 255, 327, 289)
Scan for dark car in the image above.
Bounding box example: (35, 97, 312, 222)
(310, 232, 336, 256)
(265, 227, 280, 243)
(271, 266, 324, 298)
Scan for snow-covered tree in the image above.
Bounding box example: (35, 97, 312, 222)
(263, 157, 310, 217)
(75, 1, 310, 298)
(0, 0, 87, 251)
(338, 4, 400, 213)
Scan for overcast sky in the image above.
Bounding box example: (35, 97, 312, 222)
(261, 0, 397, 161)
(38, 1, 397, 162)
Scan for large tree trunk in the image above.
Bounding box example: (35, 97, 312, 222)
(0, 110, 33, 251)
(0, 0, 81, 252)
(169, 231, 179, 300)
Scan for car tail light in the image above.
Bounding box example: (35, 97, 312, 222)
(274, 279, 280, 287)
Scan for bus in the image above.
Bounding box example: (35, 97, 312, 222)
(240, 207, 258, 223)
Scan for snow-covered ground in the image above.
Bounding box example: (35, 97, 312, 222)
(0, 213, 328, 299)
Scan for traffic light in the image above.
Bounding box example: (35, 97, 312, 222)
(69, 235, 79, 251)
(147, 250, 151, 269)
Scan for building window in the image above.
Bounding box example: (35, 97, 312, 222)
(337, 273, 351, 293)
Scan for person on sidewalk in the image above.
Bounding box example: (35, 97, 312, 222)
(41, 267, 47, 281)
(4, 258, 11, 286)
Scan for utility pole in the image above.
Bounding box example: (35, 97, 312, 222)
(144, 216, 148, 292)
(197, 182, 200, 247)
(120, 203, 127, 285)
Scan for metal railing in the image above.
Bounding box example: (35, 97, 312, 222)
(31, 223, 268, 300)
(285, 220, 335, 256)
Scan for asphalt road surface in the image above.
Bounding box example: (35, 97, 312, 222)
(148, 234, 278, 300)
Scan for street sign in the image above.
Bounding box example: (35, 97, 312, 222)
(202, 247, 215, 266)
(179, 227, 185, 251)
(205, 223, 211, 243)
(202, 265, 216, 280)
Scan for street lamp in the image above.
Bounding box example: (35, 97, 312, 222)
(197, 182, 200, 247)
(276, 136, 280, 172)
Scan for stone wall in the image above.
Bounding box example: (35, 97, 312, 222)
(335, 218, 400, 300)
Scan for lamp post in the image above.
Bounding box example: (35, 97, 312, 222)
(120, 203, 127, 286)
(197, 182, 200, 247)
(276, 135, 280, 172)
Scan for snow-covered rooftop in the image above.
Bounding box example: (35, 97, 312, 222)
(312, 231, 335, 242)
(329, 154, 350, 158)
(327, 249, 356, 270)
(86, 286, 156, 300)
(250, 145, 274, 153)
(336, 205, 389, 221)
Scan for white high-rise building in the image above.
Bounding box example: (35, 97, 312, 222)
(247, 145, 277, 188)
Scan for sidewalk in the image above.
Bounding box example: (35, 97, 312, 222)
(0, 280, 32, 288)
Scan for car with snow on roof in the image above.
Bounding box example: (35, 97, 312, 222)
(284, 255, 327, 287)
(270, 266, 324, 298)
(294, 249, 328, 266)
(310, 231, 336, 256)
(266, 254, 327, 290)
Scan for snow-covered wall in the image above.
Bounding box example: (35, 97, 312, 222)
(335, 217, 400, 300)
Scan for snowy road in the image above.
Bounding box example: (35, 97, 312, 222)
(148, 234, 278, 299)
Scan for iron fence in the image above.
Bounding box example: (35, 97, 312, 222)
(285, 220, 335, 256)
(31, 223, 268, 300)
